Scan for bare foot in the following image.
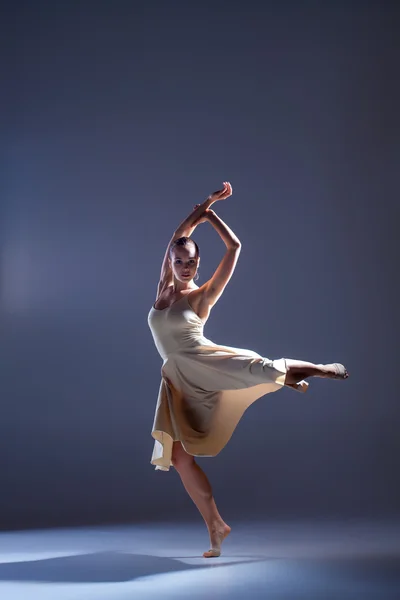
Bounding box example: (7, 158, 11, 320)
(318, 363, 349, 379)
(203, 522, 231, 558)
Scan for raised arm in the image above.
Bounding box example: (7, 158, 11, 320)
(157, 183, 233, 294)
(201, 207, 242, 307)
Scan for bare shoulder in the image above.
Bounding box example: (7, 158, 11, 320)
(154, 283, 202, 311)
(154, 282, 219, 320)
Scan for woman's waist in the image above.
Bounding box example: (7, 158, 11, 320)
(157, 336, 214, 359)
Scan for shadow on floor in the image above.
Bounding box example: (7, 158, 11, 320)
(0, 551, 399, 591)
(0, 551, 266, 583)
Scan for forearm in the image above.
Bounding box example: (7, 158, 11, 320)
(174, 196, 215, 236)
(207, 211, 241, 248)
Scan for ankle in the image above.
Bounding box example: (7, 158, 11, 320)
(207, 517, 225, 531)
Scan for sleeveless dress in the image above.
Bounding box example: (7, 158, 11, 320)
(147, 292, 287, 471)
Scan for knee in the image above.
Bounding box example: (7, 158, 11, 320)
(171, 442, 194, 471)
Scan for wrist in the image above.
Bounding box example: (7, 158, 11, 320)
(205, 196, 217, 209)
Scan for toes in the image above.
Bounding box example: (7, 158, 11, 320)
(203, 549, 220, 558)
(334, 363, 348, 379)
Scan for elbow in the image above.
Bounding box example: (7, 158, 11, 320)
(229, 241, 241, 250)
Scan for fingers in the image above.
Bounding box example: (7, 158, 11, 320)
(209, 181, 233, 201)
(224, 181, 232, 195)
(219, 181, 232, 199)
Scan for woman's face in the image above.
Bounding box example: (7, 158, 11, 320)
(169, 245, 199, 282)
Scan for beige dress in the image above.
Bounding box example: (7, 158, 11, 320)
(147, 292, 287, 471)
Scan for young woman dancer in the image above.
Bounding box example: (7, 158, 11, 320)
(147, 182, 348, 558)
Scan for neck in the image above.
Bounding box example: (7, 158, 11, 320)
(173, 280, 196, 293)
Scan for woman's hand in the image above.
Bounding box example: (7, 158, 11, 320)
(173, 182, 231, 236)
(208, 181, 232, 202)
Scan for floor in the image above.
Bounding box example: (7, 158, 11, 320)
(0, 519, 399, 599)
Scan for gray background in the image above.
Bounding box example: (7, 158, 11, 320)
(1, 0, 399, 530)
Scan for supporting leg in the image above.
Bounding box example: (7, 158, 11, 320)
(171, 441, 231, 557)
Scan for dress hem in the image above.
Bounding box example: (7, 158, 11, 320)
(150, 357, 288, 472)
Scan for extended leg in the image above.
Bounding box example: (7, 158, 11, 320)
(284, 359, 349, 386)
(171, 441, 231, 558)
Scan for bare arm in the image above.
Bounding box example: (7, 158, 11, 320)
(157, 183, 233, 293)
(206, 210, 241, 249)
(202, 209, 242, 307)
(157, 220, 200, 291)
